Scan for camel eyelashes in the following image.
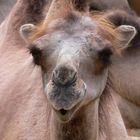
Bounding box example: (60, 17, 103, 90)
(98, 47, 113, 66)
(89, 46, 112, 65)
(29, 45, 42, 65)
(94, 47, 112, 75)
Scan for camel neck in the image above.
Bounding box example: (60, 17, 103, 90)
(50, 99, 99, 140)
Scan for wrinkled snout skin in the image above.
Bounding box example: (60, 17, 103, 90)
(46, 78, 86, 111)
(43, 40, 108, 122)
(45, 46, 87, 121)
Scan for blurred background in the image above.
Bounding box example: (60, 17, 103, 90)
(0, 0, 140, 23)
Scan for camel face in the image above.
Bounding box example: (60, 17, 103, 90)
(29, 14, 112, 122)
(20, 10, 136, 122)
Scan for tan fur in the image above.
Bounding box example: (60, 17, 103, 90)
(0, 0, 130, 140)
(30, 12, 120, 47)
(0, 0, 16, 23)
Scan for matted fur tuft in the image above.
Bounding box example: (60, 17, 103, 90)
(28, 6, 125, 55)
(29, 12, 119, 43)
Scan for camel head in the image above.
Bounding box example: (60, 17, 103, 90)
(19, 0, 136, 122)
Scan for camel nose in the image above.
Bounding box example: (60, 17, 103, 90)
(53, 65, 77, 86)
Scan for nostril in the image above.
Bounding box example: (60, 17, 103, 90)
(70, 71, 77, 83)
(52, 70, 59, 84)
(53, 69, 58, 78)
(52, 66, 77, 86)
(70, 69, 76, 78)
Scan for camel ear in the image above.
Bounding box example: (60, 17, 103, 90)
(20, 24, 37, 43)
(115, 25, 137, 49)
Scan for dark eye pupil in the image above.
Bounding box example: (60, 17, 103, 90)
(30, 45, 42, 65)
(98, 47, 112, 65)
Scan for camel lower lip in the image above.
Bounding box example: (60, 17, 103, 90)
(53, 109, 72, 122)
(53, 105, 79, 122)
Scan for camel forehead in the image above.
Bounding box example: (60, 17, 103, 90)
(34, 14, 108, 57)
(38, 29, 102, 55)
(38, 15, 102, 50)
(48, 14, 98, 34)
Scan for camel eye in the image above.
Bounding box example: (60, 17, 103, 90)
(94, 47, 112, 74)
(98, 47, 113, 66)
(29, 44, 42, 65)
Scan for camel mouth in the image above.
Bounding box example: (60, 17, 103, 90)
(53, 103, 81, 122)
(47, 80, 87, 122)
(59, 109, 68, 115)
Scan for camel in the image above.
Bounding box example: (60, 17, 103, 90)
(0, 0, 139, 24)
(0, 0, 52, 139)
(101, 9, 140, 136)
(83, 0, 140, 137)
(0, 0, 134, 139)
(19, 0, 140, 139)
(0, 0, 140, 139)
(0, 0, 133, 24)
(20, 0, 140, 138)
(87, 0, 140, 136)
